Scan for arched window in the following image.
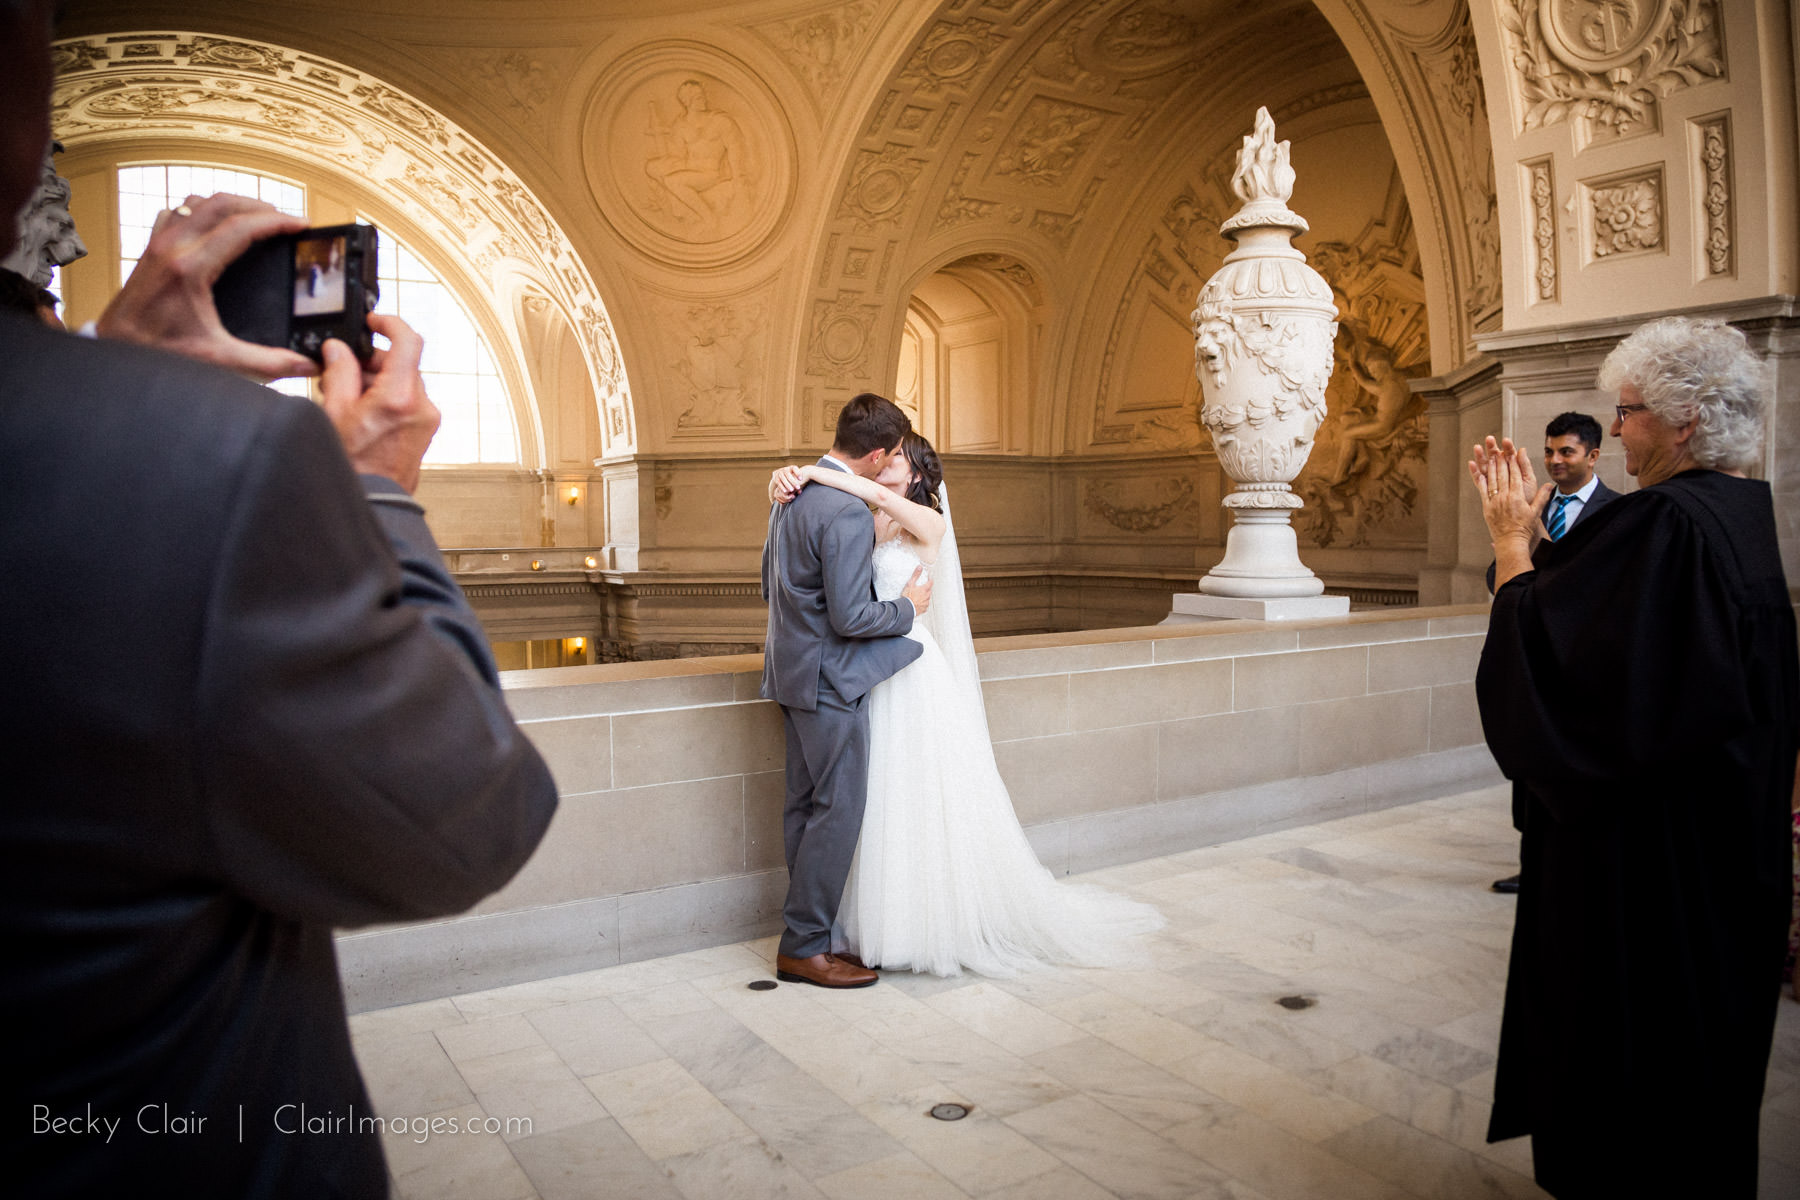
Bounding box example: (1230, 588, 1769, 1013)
(111, 162, 520, 462)
(118, 164, 306, 284)
(366, 230, 518, 465)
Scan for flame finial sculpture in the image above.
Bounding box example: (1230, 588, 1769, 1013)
(1183, 107, 1344, 611)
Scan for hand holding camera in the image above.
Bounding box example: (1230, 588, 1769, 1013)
(95, 193, 320, 382)
(96, 191, 437, 493)
(320, 312, 439, 495)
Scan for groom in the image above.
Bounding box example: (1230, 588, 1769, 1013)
(761, 393, 931, 988)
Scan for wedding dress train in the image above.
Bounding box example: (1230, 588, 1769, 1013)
(837, 488, 1164, 977)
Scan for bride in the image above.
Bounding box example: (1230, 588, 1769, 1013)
(770, 433, 1164, 977)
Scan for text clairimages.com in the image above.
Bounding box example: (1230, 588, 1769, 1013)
(33, 1104, 532, 1145)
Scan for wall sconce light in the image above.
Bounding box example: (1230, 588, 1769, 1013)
(530, 559, 544, 571)
(571, 637, 586, 653)
(583, 555, 598, 569)
(566, 486, 581, 506)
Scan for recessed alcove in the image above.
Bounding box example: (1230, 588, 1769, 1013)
(898, 255, 1043, 455)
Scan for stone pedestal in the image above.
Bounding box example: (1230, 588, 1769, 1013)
(1162, 592, 1348, 623)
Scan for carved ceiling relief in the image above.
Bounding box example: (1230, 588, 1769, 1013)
(582, 48, 794, 269)
(749, 1, 881, 112)
(51, 32, 632, 453)
(990, 97, 1111, 188)
(651, 290, 769, 437)
(837, 144, 926, 232)
(1499, 0, 1725, 143)
(807, 290, 884, 387)
(403, 45, 578, 147)
(898, 19, 1008, 94)
(806, 3, 1114, 403)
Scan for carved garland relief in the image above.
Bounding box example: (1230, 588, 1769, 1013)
(1695, 114, 1732, 276)
(581, 44, 795, 269)
(1499, 0, 1725, 143)
(49, 31, 634, 454)
(1084, 478, 1195, 534)
(1525, 158, 1560, 303)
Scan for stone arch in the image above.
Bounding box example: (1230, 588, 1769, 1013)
(1307, 0, 1503, 371)
(794, 0, 1476, 456)
(48, 29, 636, 461)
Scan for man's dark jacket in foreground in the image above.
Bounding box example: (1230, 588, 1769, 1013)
(0, 313, 559, 1197)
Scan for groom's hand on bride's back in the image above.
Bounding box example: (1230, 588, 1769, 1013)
(902, 565, 932, 618)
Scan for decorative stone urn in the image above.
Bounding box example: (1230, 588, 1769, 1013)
(1177, 107, 1346, 618)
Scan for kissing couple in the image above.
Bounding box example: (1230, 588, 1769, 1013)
(760, 393, 1161, 987)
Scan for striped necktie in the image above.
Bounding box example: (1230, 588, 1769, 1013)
(1546, 493, 1575, 540)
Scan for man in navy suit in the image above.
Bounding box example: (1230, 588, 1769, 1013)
(1487, 411, 1618, 893)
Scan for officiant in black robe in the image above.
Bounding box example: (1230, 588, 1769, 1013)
(1470, 316, 1797, 1199)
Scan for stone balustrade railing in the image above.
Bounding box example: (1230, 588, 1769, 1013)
(337, 605, 1500, 1011)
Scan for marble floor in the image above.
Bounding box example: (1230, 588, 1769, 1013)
(349, 784, 1800, 1200)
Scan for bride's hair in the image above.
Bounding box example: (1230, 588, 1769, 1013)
(899, 431, 943, 511)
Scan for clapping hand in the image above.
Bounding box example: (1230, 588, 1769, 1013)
(1469, 435, 1553, 547)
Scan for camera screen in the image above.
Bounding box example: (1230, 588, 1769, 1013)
(292, 233, 347, 317)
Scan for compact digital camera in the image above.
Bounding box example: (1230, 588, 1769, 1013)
(213, 223, 379, 363)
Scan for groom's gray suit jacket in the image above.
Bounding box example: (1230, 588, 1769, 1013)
(760, 459, 920, 708)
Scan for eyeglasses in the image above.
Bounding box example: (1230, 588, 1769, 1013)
(1614, 403, 1650, 423)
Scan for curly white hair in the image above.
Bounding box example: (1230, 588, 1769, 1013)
(1597, 316, 1770, 472)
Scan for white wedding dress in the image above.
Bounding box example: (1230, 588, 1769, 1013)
(836, 486, 1164, 977)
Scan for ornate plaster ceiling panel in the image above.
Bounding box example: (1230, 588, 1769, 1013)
(747, 0, 882, 117)
(581, 41, 796, 269)
(1498, 0, 1725, 142)
(50, 30, 635, 455)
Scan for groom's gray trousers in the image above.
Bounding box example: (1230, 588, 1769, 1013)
(777, 685, 870, 958)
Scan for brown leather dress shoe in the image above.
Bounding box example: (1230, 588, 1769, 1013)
(775, 953, 878, 989)
(834, 951, 878, 971)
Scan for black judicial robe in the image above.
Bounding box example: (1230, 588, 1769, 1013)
(1477, 469, 1797, 1198)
